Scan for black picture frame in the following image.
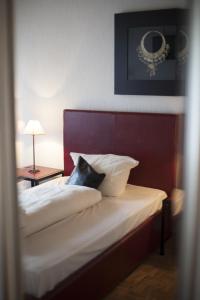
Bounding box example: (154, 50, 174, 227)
(114, 9, 187, 96)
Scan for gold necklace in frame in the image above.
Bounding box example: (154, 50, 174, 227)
(137, 30, 170, 77)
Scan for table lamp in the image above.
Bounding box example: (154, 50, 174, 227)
(24, 120, 45, 173)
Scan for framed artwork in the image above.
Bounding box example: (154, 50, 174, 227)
(114, 9, 187, 96)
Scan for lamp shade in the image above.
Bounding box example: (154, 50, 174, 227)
(24, 120, 45, 135)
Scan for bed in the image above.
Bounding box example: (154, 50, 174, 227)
(25, 110, 179, 300)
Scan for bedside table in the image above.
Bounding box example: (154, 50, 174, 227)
(17, 166, 64, 187)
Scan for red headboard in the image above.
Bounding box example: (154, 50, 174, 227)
(63, 110, 179, 195)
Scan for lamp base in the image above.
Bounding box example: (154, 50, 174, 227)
(28, 168, 40, 174)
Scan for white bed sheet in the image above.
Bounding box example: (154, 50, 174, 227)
(22, 178, 167, 298)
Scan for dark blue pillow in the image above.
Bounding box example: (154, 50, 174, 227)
(67, 156, 105, 189)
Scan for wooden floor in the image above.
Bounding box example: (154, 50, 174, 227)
(104, 239, 178, 300)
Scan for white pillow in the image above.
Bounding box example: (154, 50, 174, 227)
(70, 153, 139, 196)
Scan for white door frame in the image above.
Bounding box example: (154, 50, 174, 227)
(0, 0, 22, 299)
(180, 1, 200, 299)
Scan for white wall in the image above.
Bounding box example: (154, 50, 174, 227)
(14, 0, 187, 168)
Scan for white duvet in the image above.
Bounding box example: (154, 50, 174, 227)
(23, 179, 167, 297)
(18, 181, 102, 236)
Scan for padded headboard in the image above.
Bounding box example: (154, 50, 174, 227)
(63, 110, 179, 195)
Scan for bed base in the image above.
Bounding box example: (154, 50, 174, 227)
(26, 210, 164, 300)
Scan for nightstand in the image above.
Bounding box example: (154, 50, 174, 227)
(17, 166, 64, 187)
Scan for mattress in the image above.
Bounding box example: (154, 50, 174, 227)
(22, 178, 167, 298)
(171, 188, 184, 215)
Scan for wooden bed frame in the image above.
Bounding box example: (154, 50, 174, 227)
(27, 110, 179, 300)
